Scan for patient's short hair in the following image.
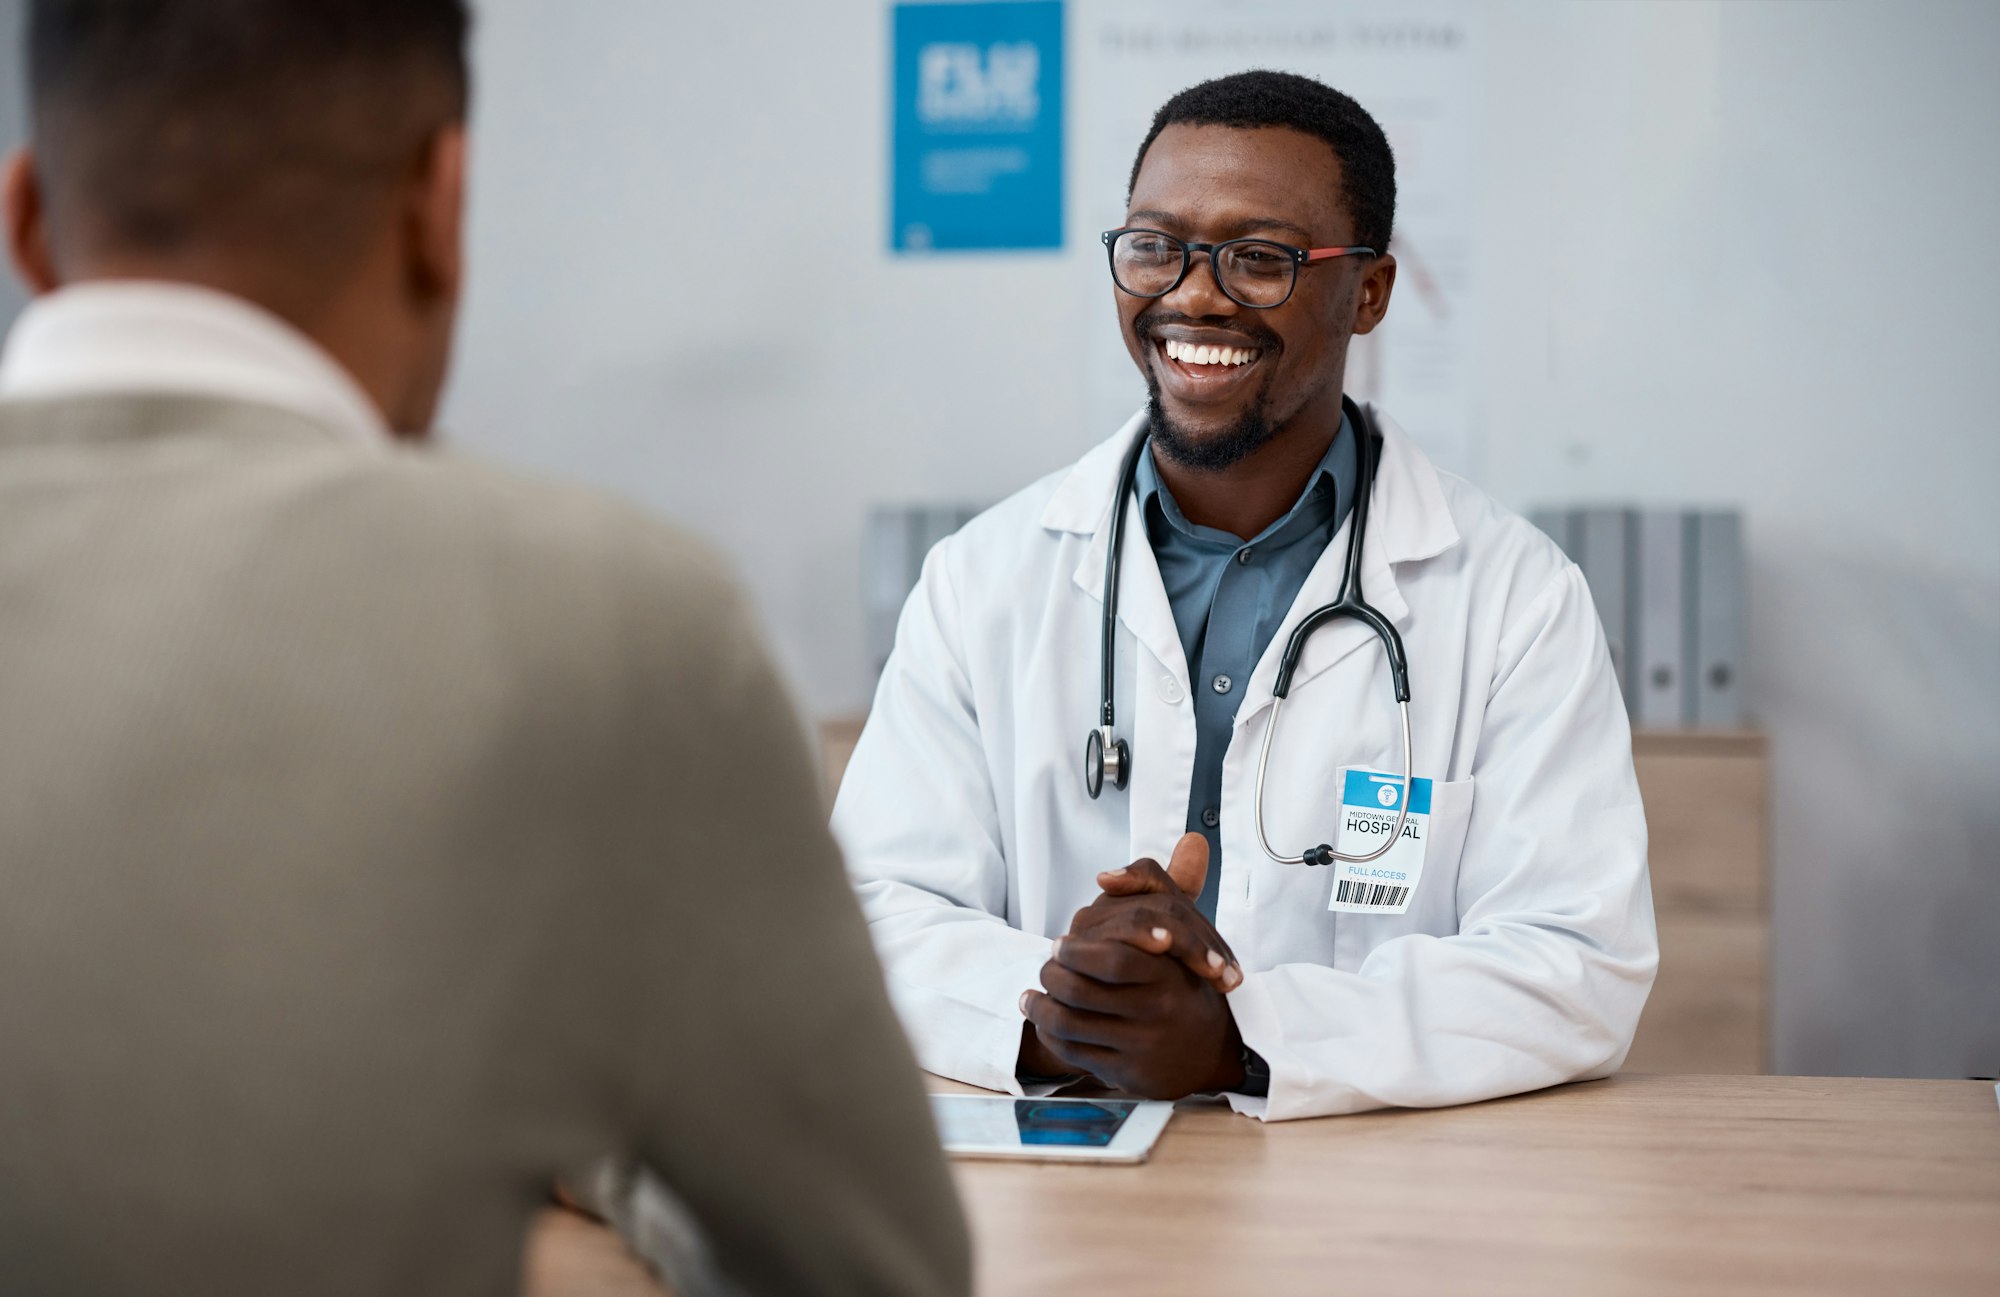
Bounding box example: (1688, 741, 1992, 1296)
(27, 0, 470, 265)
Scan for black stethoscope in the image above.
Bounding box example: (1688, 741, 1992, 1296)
(1082, 396, 1415, 867)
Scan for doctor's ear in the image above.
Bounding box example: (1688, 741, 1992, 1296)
(1349, 252, 1397, 337)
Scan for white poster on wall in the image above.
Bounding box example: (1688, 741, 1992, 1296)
(1073, 1, 1479, 476)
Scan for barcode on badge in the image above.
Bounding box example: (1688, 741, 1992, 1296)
(1334, 879, 1410, 908)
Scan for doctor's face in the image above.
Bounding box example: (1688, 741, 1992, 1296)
(1116, 124, 1395, 470)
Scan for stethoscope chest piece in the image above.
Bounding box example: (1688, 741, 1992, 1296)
(1084, 725, 1129, 799)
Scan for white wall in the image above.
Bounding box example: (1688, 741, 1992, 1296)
(445, 0, 1099, 721)
(1468, 1, 2000, 1081)
(0, 0, 27, 328)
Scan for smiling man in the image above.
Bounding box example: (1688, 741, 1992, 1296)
(835, 71, 1657, 1119)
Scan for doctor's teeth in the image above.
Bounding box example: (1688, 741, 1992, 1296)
(1165, 340, 1259, 366)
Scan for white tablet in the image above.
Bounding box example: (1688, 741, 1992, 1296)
(929, 1094, 1175, 1163)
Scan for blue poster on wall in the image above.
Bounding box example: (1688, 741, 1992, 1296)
(891, 1, 1064, 253)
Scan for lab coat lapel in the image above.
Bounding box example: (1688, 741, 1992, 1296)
(1068, 500, 1188, 695)
(1073, 496, 1196, 872)
(1051, 411, 1190, 697)
(1236, 406, 1460, 725)
(1051, 412, 1197, 872)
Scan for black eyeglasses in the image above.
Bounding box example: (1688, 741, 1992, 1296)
(1101, 228, 1375, 309)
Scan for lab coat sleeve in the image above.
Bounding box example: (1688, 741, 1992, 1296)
(832, 537, 1053, 1095)
(1226, 562, 1658, 1121)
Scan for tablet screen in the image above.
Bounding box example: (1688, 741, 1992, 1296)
(932, 1096, 1137, 1148)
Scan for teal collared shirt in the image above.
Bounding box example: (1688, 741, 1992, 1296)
(1136, 413, 1359, 921)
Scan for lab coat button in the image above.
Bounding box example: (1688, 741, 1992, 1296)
(1159, 676, 1183, 704)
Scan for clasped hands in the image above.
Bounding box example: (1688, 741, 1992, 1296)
(1018, 832, 1248, 1099)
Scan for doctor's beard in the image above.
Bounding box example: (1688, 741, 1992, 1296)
(1142, 372, 1282, 472)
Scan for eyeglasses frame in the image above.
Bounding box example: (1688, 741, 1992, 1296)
(1100, 227, 1377, 309)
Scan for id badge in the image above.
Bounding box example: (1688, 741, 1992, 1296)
(1327, 769, 1431, 915)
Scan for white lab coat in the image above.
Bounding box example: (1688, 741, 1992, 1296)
(833, 406, 1657, 1121)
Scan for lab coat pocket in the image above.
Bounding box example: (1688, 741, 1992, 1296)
(1332, 777, 1476, 972)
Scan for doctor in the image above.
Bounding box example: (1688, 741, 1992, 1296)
(835, 71, 1656, 1120)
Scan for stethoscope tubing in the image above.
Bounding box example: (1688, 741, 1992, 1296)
(1086, 398, 1415, 868)
(1101, 429, 1152, 730)
(1254, 694, 1413, 866)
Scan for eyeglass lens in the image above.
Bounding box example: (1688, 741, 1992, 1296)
(1109, 231, 1296, 307)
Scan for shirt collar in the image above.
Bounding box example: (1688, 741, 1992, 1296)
(0, 280, 391, 445)
(1136, 408, 1359, 554)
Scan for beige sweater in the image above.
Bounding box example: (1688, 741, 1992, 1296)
(0, 394, 969, 1297)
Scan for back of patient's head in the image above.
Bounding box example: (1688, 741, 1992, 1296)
(15, 0, 471, 430)
(28, 0, 466, 280)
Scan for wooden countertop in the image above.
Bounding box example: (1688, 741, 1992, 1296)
(523, 1073, 2000, 1296)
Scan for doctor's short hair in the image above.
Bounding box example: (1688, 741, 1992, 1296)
(26, 0, 469, 266)
(1128, 70, 1397, 257)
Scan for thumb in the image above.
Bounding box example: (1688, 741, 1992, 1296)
(1166, 831, 1209, 899)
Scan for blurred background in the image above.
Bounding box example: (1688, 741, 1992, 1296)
(1, 0, 1993, 1083)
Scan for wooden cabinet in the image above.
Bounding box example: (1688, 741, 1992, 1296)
(817, 719, 1772, 1074)
(1625, 730, 1770, 1073)
(818, 716, 865, 807)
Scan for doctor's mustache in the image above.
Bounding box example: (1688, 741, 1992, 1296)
(1134, 310, 1282, 350)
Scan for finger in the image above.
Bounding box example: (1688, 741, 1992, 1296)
(1165, 831, 1210, 899)
(1062, 895, 1155, 941)
(1066, 887, 1169, 936)
(1020, 988, 1129, 1050)
(1050, 937, 1175, 989)
(1063, 891, 1240, 983)
(1062, 898, 1108, 938)
(1072, 916, 1240, 991)
(1039, 956, 1152, 1017)
(1032, 1030, 1123, 1083)
(1095, 857, 1175, 897)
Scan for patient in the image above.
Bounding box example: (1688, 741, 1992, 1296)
(0, 2, 968, 1295)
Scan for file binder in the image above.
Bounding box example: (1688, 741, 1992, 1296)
(863, 504, 981, 679)
(1576, 509, 1636, 708)
(1527, 508, 1575, 556)
(1691, 510, 1746, 727)
(1634, 510, 1692, 727)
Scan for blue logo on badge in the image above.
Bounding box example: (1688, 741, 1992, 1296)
(1342, 770, 1432, 816)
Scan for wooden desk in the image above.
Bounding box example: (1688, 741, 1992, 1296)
(524, 1074, 2000, 1296)
(521, 1208, 666, 1297)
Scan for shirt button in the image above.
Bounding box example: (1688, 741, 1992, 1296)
(1237, 548, 1254, 565)
(1201, 807, 1219, 828)
(1212, 674, 1233, 695)
(1159, 676, 1184, 704)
